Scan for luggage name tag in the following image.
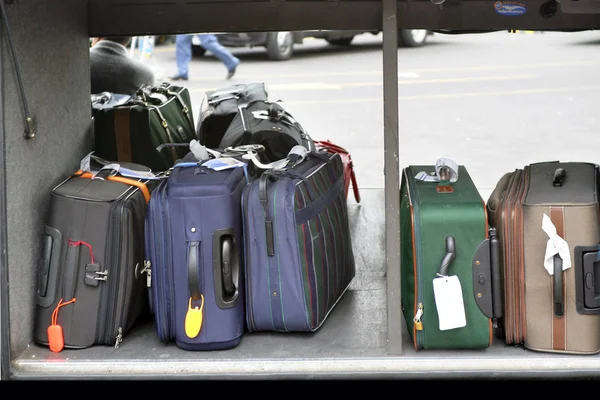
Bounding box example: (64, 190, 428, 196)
(47, 298, 77, 353)
(184, 295, 204, 339)
(432, 235, 467, 331)
(542, 213, 571, 275)
(433, 275, 467, 331)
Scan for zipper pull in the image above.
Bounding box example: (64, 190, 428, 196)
(114, 327, 123, 349)
(144, 260, 152, 288)
(413, 303, 424, 331)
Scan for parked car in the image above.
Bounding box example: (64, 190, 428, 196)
(191, 30, 431, 61)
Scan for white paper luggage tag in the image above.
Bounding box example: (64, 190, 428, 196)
(542, 213, 571, 275)
(433, 275, 467, 331)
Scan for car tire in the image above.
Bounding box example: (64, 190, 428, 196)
(192, 45, 206, 57)
(398, 29, 428, 47)
(265, 32, 294, 61)
(326, 36, 354, 46)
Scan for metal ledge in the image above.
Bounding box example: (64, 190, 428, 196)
(89, 0, 600, 37)
(12, 350, 600, 380)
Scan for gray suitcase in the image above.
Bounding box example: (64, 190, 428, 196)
(33, 163, 154, 352)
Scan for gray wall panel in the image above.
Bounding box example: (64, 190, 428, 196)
(3, 0, 90, 358)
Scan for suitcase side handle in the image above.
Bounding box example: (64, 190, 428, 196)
(36, 226, 63, 308)
(212, 228, 240, 309)
(573, 245, 600, 315)
(472, 230, 504, 320)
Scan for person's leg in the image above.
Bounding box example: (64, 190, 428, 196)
(198, 34, 240, 78)
(172, 34, 192, 79)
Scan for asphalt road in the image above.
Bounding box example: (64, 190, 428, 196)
(147, 30, 600, 198)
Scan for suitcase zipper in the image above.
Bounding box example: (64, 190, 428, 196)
(241, 186, 256, 331)
(96, 202, 122, 345)
(160, 182, 176, 337)
(407, 172, 425, 349)
(105, 203, 132, 348)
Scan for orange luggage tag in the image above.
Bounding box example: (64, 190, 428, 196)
(48, 298, 76, 352)
(184, 295, 204, 338)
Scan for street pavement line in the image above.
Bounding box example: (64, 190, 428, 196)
(344, 74, 537, 88)
(191, 74, 537, 93)
(283, 85, 600, 105)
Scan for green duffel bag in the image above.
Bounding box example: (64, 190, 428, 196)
(92, 82, 196, 173)
(400, 159, 503, 351)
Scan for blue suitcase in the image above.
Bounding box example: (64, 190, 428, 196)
(241, 150, 355, 332)
(144, 152, 246, 350)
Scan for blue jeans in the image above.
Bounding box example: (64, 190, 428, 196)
(175, 34, 240, 78)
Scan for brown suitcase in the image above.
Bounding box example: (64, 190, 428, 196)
(487, 161, 600, 354)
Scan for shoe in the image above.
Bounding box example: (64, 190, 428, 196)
(169, 74, 188, 81)
(226, 67, 236, 80)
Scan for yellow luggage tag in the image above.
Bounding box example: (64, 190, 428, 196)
(184, 295, 204, 338)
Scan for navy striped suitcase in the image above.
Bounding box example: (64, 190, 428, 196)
(242, 150, 355, 332)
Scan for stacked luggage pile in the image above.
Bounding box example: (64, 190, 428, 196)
(34, 82, 359, 352)
(34, 80, 600, 357)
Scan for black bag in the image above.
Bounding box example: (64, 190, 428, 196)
(196, 82, 269, 148)
(92, 82, 196, 173)
(219, 100, 315, 163)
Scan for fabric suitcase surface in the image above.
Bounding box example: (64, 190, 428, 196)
(196, 82, 269, 148)
(145, 152, 246, 350)
(488, 161, 600, 354)
(400, 165, 494, 350)
(33, 164, 153, 351)
(242, 151, 355, 332)
(93, 83, 196, 173)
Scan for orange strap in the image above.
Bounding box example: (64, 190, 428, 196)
(74, 170, 150, 203)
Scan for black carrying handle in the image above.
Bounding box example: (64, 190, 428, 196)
(220, 238, 236, 296)
(553, 168, 566, 187)
(489, 228, 503, 319)
(438, 236, 456, 277)
(0, 0, 35, 139)
(38, 235, 53, 298)
(212, 229, 240, 309)
(187, 241, 202, 302)
(259, 173, 278, 257)
(554, 254, 564, 317)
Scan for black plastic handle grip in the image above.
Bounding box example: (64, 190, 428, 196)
(553, 168, 566, 187)
(554, 254, 564, 317)
(438, 236, 456, 277)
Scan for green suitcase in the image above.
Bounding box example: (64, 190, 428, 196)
(92, 82, 196, 173)
(400, 163, 502, 351)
